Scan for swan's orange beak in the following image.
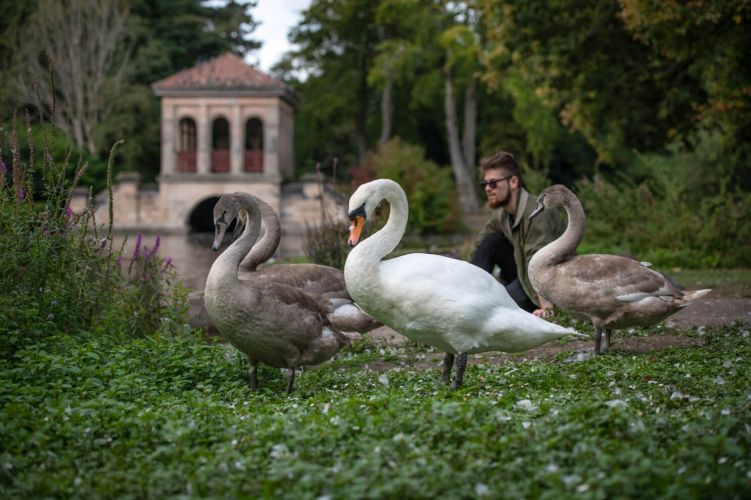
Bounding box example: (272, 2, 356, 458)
(348, 216, 365, 247)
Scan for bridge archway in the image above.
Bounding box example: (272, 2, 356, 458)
(188, 196, 220, 233)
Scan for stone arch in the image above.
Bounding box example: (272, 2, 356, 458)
(211, 116, 230, 173)
(244, 116, 264, 172)
(187, 195, 238, 236)
(187, 196, 218, 232)
(178, 116, 197, 172)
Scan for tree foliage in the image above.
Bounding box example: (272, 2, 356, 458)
(3, 0, 260, 181)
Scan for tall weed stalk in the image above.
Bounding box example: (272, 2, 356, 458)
(0, 100, 187, 358)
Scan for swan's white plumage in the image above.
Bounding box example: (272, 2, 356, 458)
(344, 179, 582, 357)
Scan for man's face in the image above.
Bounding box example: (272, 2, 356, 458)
(482, 168, 514, 209)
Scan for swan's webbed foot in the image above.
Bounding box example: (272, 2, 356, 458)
(449, 353, 468, 390)
(248, 356, 258, 390)
(286, 368, 296, 394)
(440, 352, 455, 386)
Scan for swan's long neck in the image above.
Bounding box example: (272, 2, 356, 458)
(344, 183, 408, 303)
(536, 191, 585, 266)
(355, 186, 408, 263)
(241, 198, 281, 271)
(207, 199, 262, 288)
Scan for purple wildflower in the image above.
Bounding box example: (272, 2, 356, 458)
(161, 256, 173, 271)
(145, 235, 161, 258)
(65, 207, 73, 218)
(128, 233, 143, 274)
(132, 233, 142, 259)
(17, 187, 24, 201)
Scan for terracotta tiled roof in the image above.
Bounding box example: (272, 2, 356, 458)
(151, 52, 288, 91)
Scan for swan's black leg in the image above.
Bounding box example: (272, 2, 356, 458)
(602, 329, 612, 353)
(286, 368, 296, 394)
(450, 353, 468, 390)
(248, 355, 258, 390)
(440, 352, 455, 386)
(594, 327, 603, 355)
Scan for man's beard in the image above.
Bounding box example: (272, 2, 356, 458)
(487, 190, 511, 210)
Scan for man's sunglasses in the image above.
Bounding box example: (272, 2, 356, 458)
(480, 176, 512, 189)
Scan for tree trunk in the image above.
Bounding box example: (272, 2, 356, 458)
(444, 70, 480, 214)
(379, 75, 393, 145)
(17, 0, 132, 156)
(462, 77, 477, 173)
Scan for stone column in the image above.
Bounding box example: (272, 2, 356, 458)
(197, 102, 210, 174)
(231, 105, 243, 174)
(160, 102, 176, 176)
(265, 105, 280, 180)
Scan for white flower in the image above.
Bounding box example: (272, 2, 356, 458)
(515, 399, 538, 412)
(270, 444, 289, 459)
(605, 399, 626, 408)
(378, 374, 389, 386)
(474, 483, 490, 496)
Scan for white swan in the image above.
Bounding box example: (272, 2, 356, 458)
(204, 193, 350, 393)
(528, 184, 712, 354)
(344, 179, 583, 388)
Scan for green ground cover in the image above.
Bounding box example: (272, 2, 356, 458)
(2, 323, 749, 498)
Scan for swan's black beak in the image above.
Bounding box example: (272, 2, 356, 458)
(347, 204, 367, 247)
(213, 210, 230, 251)
(529, 198, 545, 220)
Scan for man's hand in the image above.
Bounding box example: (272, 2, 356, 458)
(532, 308, 553, 318)
(532, 296, 555, 318)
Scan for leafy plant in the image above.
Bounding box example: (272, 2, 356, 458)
(366, 138, 463, 235)
(575, 132, 751, 268)
(0, 100, 188, 358)
(0, 322, 749, 498)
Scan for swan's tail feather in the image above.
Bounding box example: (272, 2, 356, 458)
(682, 289, 711, 303)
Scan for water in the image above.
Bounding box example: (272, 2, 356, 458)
(115, 232, 222, 293)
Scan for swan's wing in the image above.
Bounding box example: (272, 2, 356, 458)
(379, 253, 516, 311)
(255, 281, 350, 346)
(561, 255, 680, 302)
(255, 264, 349, 298)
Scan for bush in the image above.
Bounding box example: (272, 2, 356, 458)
(575, 132, 751, 267)
(365, 138, 463, 235)
(0, 109, 187, 358)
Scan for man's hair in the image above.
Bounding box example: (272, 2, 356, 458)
(480, 151, 523, 187)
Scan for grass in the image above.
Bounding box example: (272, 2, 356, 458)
(1, 323, 750, 498)
(666, 268, 751, 298)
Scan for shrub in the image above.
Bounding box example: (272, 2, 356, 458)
(365, 138, 463, 235)
(0, 108, 187, 358)
(575, 132, 751, 267)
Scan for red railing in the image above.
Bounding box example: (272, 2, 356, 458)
(211, 149, 230, 173)
(244, 150, 264, 172)
(176, 151, 196, 173)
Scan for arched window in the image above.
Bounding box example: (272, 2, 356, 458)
(211, 117, 230, 173)
(244, 117, 264, 172)
(177, 117, 197, 173)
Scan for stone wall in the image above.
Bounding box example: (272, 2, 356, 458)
(70, 171, 346, 257)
